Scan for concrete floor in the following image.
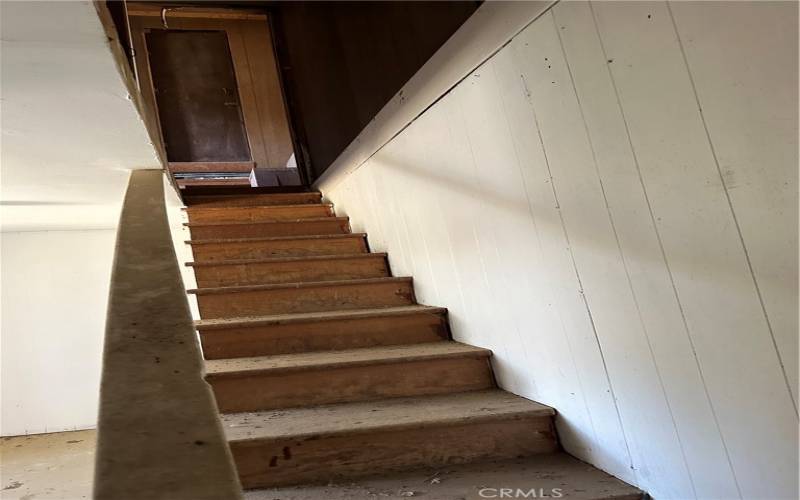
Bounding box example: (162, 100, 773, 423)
(1, 429, 95, 500)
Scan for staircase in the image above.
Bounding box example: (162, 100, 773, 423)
(182, 190, 639, 495)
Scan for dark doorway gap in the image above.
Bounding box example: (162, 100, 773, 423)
(110, 1, 481, 183)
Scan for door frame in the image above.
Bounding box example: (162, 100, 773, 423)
(127, 3, 307, 183)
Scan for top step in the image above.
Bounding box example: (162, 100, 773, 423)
(185, 192, 323, 208)
(182, 186, 313, 196)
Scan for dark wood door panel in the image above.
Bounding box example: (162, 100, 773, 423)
(146, 30, 251, 162)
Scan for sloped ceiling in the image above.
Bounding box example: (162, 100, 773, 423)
(0, 0, 160, 231)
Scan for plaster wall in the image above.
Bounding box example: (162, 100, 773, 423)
(1, 229, 116, 436)
(0, 1, 159, 435)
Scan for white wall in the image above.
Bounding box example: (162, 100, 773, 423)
(0, 0, 160, 436)
(318, 1, 798, 498)
(0, 0, 160, 232)
(0, 229, 117, 436)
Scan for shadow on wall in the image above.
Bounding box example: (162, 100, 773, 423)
(371, 150, 797, 299)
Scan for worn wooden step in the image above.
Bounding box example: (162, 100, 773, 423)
(206, 342, 493, 413)
(188, 253, 389, 288)
(221, 390, 557, 488)
(185, 192, 322, 207)
(189, 277, 415, 319)
(185, 204, 334, 224)
(187, 234, 368, 262)
(196, 305, 449, 359)
(260, 453, 643, 499)
(185, 217, 349, 240)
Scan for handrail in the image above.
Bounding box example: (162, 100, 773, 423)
(94, 169, 242, 499)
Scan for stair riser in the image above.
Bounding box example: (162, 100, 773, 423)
(232, 417, 557, 489)
(195, 281, 415, 318)
(188, 219, 348, 239)
(190, 237, 367, 261)
(199, 312, 449, 359)
(185, 193, 322, 207)
(192, 256, 389, 287)
(187, 205, 333, 224)
(209, 357, 493, 413)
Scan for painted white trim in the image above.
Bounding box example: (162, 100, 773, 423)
(314, 0, 557, 192)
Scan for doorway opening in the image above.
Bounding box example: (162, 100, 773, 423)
(126, 3, 302, 189)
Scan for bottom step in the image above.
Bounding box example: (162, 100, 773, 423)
(243, 453, 643, 499)
(222, 390, 557, 489)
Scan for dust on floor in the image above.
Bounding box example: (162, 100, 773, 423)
(1, 429, 95, 500)
(0, 432, 640, 500)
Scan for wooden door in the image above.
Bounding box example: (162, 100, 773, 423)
(146, 30, 251, 162)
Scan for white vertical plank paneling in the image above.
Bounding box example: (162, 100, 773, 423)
(457, 62, 556, 396)
(593, 1, 798, 497)
(506, 26, 638, 481)
(327, 174, 357, 230)
(513, 12, 694, 498)
(359, 167, 390, 253)
(420, 94, 492, 349)
(444, 85, 523, 389)
(319, 2, 797, 497)
(376, 136, 420, 282)
(489, 49, 561, 405)
(380, 128, 438, 303)
(492, 44, 633, 475)
(552, 2, 740, 497)
(349, 168, 381, 252)
(669, 0, 799, 410)
(369, 142, 415, 277)
(395, 109, 469, 313)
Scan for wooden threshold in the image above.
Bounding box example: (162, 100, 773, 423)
(177, 178, 251, 188)
(170, 162, 255, 173)
(180, 186, 313, 196)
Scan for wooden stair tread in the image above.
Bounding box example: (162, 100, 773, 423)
(184, 203, 333, 212)
(188, 276, 411, 295)
(205, 342, 488, 376)
(181, 186, 317, 195)
(186, 233, 367, 245)
(179, 192, 637, 493)
(195, 305, 445, 330)
(221, 390, 554, 442)
(187, 253, 386, 267)
(184, 204, 335, 223)
(184, 216, 347, 227)
(184, 188, 322, 207)
(260, 453, 643, 499)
